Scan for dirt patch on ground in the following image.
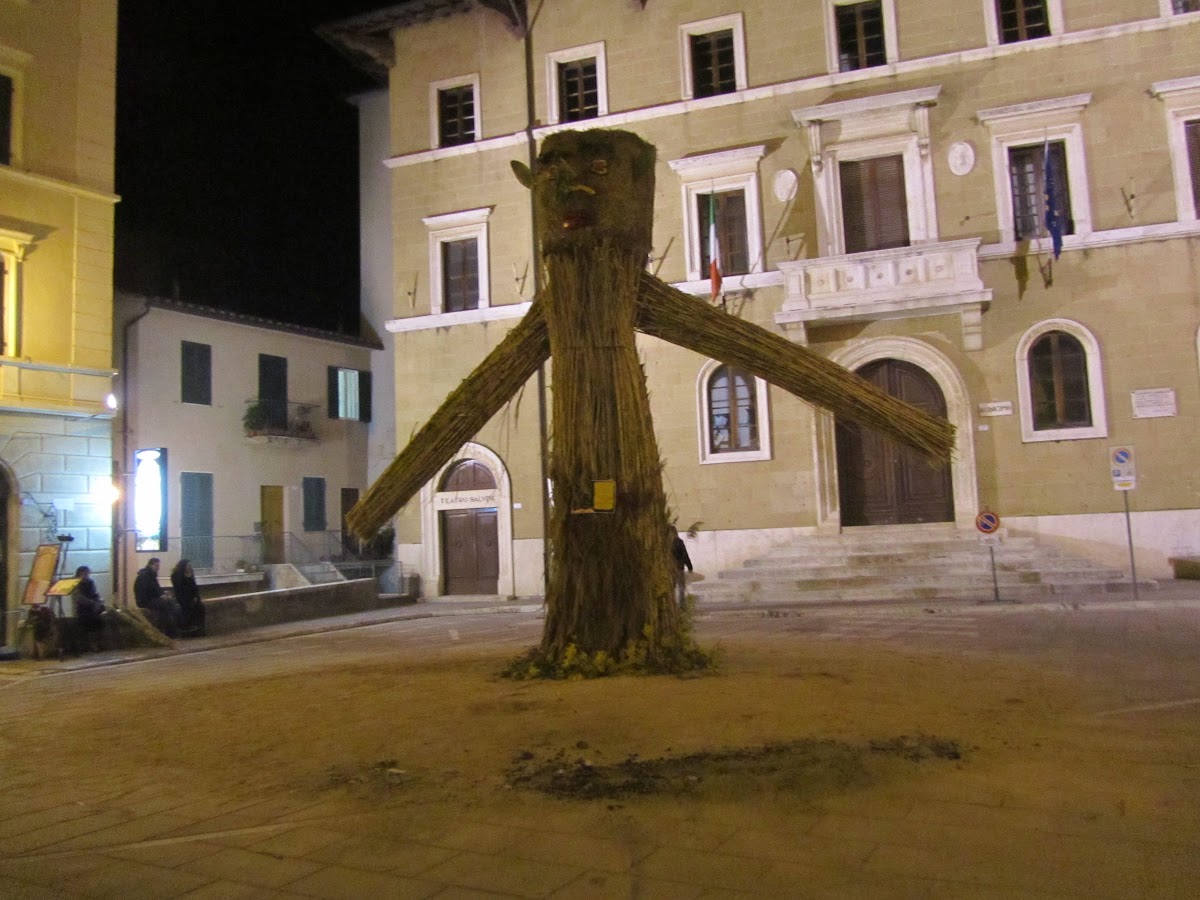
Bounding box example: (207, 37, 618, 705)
(504, 734, 963, 802)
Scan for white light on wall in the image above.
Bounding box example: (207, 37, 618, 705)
(105, 393, 119, 410)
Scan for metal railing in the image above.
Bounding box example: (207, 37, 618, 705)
(242, 399, 320, 440)
(177, 531, 393, 576)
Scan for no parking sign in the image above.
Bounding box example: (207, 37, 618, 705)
(975, 510, 1001, 546)
(1110, 445, 1136, 491)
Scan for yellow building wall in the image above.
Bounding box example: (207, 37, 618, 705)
(0, 0, 118, 637)
(368, 0, 1200, 587)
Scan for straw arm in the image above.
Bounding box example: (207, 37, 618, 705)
(346, 300, 551, 540)
(635, 273, 955, 461)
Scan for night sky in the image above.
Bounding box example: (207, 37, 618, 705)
(115, 0, 386, 333)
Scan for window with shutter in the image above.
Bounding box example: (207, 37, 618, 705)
(689, 30, 736, 98)
(303, 477, 327, 532)
(840, 155, 910, 254)
(181, 341, 212, 406)
(442, 238, 479, 312)
(996, 0, 1051, 43)
(1028, 331, 1091, 430)
(698, 190, 749, 276)
(0, 74, 12, 166)
(835, 1, 886, 71)
(558, 58, 598, 122)
(1008, 142, 1074, 241)
(180, 472, 214, 568)
(327, 367, 372, 422)
(437, 84, 475, 147)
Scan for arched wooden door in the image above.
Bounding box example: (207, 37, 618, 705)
(836, 359, 954, 526)
(439, 460, 499, 595)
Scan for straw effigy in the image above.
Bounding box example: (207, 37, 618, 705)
(346, 127, 955, 672)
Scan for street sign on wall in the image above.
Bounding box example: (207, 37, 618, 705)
(1109, 445, 1136, 491)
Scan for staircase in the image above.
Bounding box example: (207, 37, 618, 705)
(295, 561, 347, 586)
(691, 524, 1148, 607)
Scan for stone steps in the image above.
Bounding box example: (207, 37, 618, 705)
(691, 526, 1143, 607)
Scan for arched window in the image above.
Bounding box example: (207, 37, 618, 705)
(696, 362, 770, 463)
(1015, 319, 1107, 442)
(440, 459, 496, 492)
(1028, 331, 1090, 430)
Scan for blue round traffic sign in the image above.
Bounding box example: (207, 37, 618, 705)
(975, 511, 1000, 534)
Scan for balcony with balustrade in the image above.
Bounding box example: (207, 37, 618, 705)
(773, 238, 992, 351)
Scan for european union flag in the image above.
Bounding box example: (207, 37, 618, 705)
(1043, 141, 1063, 260)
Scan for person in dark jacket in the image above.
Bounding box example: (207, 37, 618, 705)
(670, 525, 693, 609)
(134, 557, 181, 638)
(171, 559, 206, 637)
(71, 565, 107, 652)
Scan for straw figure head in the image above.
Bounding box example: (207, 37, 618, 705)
(512, 129, 656, 258)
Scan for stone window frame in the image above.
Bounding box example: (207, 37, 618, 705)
(667, 145, 765, 284)
(429, 73, 480, 149)
(678, 13, 747, 101)
(983, 0, 1063, 47)
(422, 207, 492, 319)
(0, 46, 28, 168)
(1015, 318, 1108, 444)
(823, 0, 898, 74)
(792, 85, 940, 259)
(1150, 75, 1200, 223)
(0, 227, 32, 357)
(695, 358, 772, 465)
(977, 94, 1093, 250)
(545, 41, 608, 125)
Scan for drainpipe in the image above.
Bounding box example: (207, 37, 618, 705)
(520, 1, 551, 594)
(114, 298, 152, 607)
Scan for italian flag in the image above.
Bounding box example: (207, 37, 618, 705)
(708, 192, 722, 303)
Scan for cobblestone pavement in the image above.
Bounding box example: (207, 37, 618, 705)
(1, 587, 1198, 898)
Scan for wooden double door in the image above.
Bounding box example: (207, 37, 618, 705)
(439, 460, 499, 595)
(836, 359, 954, 527)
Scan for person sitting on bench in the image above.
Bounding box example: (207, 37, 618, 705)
(71, 565, 107, 651)
(134, 557, 181, 638)
(171, 559, 206, 638)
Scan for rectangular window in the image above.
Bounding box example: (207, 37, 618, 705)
(558, 58, 598, 122)
(442, 238, 479, 312)
(257, 354, 288, 431)
(302, 477, 326, 533)
(1173, 1, 1200, 13)
(840, 155, 910, 254)
(689, 30, 736, 98)
(437, 84, 476, 147)
(180, 341, 212, 406)
(0, 74, 12, 166)
(1187, 120, 1200, 212)
(1008, 142, 1073, 241)
(327, 367, 372, 422)
(835, 1, 886, 71)
(698, 190, 749, 276)
(996, 0, 1051, 43)
(180, 472, 214, 568)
